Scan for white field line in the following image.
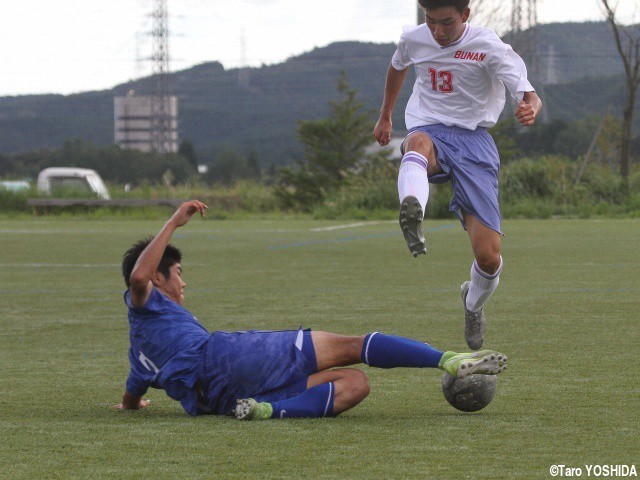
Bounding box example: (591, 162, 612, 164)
(0, 229, 98, 234)
(310, 221, 394, 232)
(0, 230, 60, 234)
(0, 263, 120, 268)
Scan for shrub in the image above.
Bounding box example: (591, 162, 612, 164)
(500, 157, 556, 201)
(425, 183, 454, 219)
(0, 188, 30, 212)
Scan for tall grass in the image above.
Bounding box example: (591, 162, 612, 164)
(1, 158, 638, 219)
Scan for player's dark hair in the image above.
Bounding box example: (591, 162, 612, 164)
(121, 237, 182, 287)
(418, 0, 470, 14)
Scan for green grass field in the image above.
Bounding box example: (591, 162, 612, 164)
(1, 217, 638, 479)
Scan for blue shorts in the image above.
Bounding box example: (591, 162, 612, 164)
(198, 328, 317, 415)
(403, 124, 503, 234)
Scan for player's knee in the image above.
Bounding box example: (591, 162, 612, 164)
(336, 369, 370, 405)
(346, 369, 370, 402)
(476, 251, 501, 275)
(405, 134, 435, 158)
(404, 135, 442, 176)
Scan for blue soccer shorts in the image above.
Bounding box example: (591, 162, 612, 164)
(402, 124, 503, 235)
(198, 328, 317, 415)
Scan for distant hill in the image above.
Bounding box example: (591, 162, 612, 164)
(506, 21, 640, 85)
(0, 21, 638, 167)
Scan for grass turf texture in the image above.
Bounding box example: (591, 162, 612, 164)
(1, 218, 638, 479)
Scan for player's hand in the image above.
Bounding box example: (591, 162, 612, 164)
(374, 116, 393, 146)
(170, 199, 208, 228)
(515, 100, 537, 126)
(112, 398, 151, 410)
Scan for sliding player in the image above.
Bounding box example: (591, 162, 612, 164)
(114, 200, 508, 420)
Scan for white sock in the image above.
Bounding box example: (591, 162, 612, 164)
(466, 256, 503, 312)
(397, 152, 429, 214)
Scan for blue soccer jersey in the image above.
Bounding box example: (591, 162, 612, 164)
(124, 288, 210, 416)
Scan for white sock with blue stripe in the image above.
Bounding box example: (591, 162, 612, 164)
(467, 257, 503, 312)
(398, 151, 429, 214)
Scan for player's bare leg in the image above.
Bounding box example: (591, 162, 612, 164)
(398, 133, 443, 256)
(461, 214, 502, 349)
(311, 331, 364, 370)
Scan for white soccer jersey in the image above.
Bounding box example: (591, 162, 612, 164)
(391, 23, 534, 130)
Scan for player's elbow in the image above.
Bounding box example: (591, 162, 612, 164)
(129, 269, 148, 289)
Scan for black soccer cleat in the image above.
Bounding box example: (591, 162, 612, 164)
(399, 196, 427, 257)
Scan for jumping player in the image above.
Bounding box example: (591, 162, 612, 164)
(373, 0, 542, 349)
(114, 200, 508, 420)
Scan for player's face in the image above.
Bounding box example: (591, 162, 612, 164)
(424, 7, 470, 47)
(157, 263, 186, 305)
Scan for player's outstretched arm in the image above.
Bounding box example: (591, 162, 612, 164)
(113, 391, 151, 411)
(374, 65, 409, 146)
(129, 199, 208, 307)
(515, 91, 542, 126)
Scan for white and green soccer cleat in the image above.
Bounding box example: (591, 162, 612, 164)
(439, 350, 507, 379)
(233, 398, 273, 420)
(399, 196, 427, 257)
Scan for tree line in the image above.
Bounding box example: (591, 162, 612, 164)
(0, 73, 638, 218)
(0, 139, 262, 187)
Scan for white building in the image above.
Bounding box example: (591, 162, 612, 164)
(114, 93, 179, 153)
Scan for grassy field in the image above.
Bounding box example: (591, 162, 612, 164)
(1, 217, 638, 479)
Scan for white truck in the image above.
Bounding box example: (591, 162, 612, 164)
(37, 167, 110, 200)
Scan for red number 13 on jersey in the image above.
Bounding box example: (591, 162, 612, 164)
(429, 68, 453, 93)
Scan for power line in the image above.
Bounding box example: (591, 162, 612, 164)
(149, 0, 175, 153)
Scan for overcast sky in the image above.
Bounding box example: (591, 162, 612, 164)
(0, 0, 637, 96)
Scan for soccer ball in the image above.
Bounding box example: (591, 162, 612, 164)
(441, 372, 498, 412)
